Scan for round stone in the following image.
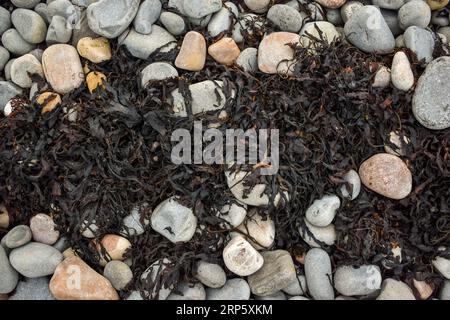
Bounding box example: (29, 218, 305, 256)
(305, 248, 334, 300)
(359, 153, 412, 200)
(236, 47, 258, 73)
(267, 4, 304, 33)
(413, 56, 450, 130)
(195, 261, 227, 288)
(42, 44, 84, 94)
(372, 66, 391, 88)
(340, 169, 362, 200)
(3, 225, 32, 249)
(206, 278, 251, 300)
(403, 26, 435, 65)
(305, 195, 340, 227)
(141, 62, 178, 86)
(30, 214, 60, 245)
(391, 51, 414, 91)
(258, 32, 300, 74)
(223, 235, 264, 277)
(1, 29, 35, 56)
(398, 0, 431, 30)
(334, 265, 382, 296)
(9, 242, 64, 278)
(175, 31, 206, 71)
(160, 12, 186, 36)
(103, 260, 133, 290)
(11, 8, 47, 44)
(217, 202, 247, 229)
(208, 37, 241, 66)
(134, 0, 162, 35)
(300, 21, 341, 48)
(377, 279, 415, 300)
(96, 234, 132, 266)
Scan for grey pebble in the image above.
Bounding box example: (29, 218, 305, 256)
(2, 29, 36, 56)
(11, 8, 47, 44)
(134, 0, 162, 35)
(404, 26, 435, 64)
(0, 7, 11, 36)
(9, 277, 55, 300)
(305, 248, 334, 300)
(398, 0, 431, 30)
(3, 225, 32, 249)
(195, 261, 227, 288)
(334, 265, 382, 296)
(0, 246, 19, 294)
(141, 62, 178, 87)
(267, 4, 304, 33)
(46, 15, 72, 44)
(236, 47, 258, 73)
(103, 260, 133, 290)
(207, 278, 251, 300)
(160, 11, 186, 36)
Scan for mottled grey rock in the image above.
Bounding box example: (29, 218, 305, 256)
(120, 26, 176, 59)
(300, 219, 337, 247)
(87, 0, 140, 38)
(344, 6, 395, 54)
(376, 279, 415, 300)
(10, 54, 43, 88)
(182, 0, 222, 19)
(255, 291, 287, 300)
(9, 242, 64, 278)
(381, 9, 402, 36)
(404, 26, 434, 64)
(3, 225, 32, 249)
(171, 80, 233, 117)
(267, 4, 303, 32)
(282, 274, 308, 296)
(0, 81, 22, 109)
(195, 261, 227, 288)
(327, 9, 343, 26)
(9, 277, 55, 300)
(11, 0, 41, 8)
(0, 7, 11, 35)
(1, 29, 36, 55)
(151, 197, 197, 243)
(341, 1, 364, 23)
(334, 265, 382, 296)
(340, 169, 361, 200)
(0, 246, 19, 294)
(133, 0, 162, 35)
(160, 11, 185, 36)
(248, 250, 297, 297)
(440, 281, 450, 300)
(207, 278, 251, 300)
(398, 0, 431, 30)
(207, 3, 238, 37)
(0, 46, 9, 71)
(46, 15, 72, 44)
(122, 203, 150, 236)
(372, 0, 405, 10)
(305, 248, 334, 300)
(103, 260, 133, 290)
(305, 195, 340, 227)
(236, 47, 258, 72)
(141, 62, 178, 87)
(412, 56, 450, 130)
(167, 282, 206, 300)
(11, 9, 47, 44)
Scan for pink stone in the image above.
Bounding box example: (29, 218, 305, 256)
(258, 32, 300, 74)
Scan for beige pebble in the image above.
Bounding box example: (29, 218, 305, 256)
(175, 31, 206, 71)
(258, 32, 300, 74)
(86, 71, 106, 94)
(37, 92, 62, 114)
(95, 234, 131, 266)
(208, 37, 240, 66)
(77, 37, 112, 63)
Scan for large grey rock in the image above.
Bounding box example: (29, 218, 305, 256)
(1, 29, 35, 55)
(141, 62, 178, 87)
(10, 54, 44, 88)
(334, 265, 382, 296)
(344, 6, 395, 54)
(236, 47, 258, 72)
(160, 11, 186, 36)
(171, 80, 233, 117)
(398, 0, 431, 30)
(46, 15, 72, 44)
(305, 194, 340, 227)
(0, 46, 9, 71)
(11, 9, 47, 44)
(0, 7, 11, 35)
(248, 250, 297, 297)
(3, 225, 32, 249)
(103, 260, 133, 290)
(9, 242, 64, 278)
(11, 0, 41, 8)
(87, 0, 140, 38)
(0, 246, 19, 294)
(376, 279, 415, 300)
(403, 26, 434, 64)
(120, 26, 176, 59)
(207, 3, 238, 37)
(381, 9, 402, 36)
(133, 0, 162, 35)
(150, 197, 197, 243)
(372, 0, 405, 10)
(182, 0, 222, 19)
(440, 281, 450, 300)
(9, 277, 55, 300)
(167, 282, 206, 300)
(207, 278, 251, 300)
(0, 81, 22, 110)
(412, 56, 450, 130)
(195, 261, 227, 288)
(267, 4, 303, 33)
(305, 248, 334, 300)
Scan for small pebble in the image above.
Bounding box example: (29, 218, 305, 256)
(37, 92, 62, 114)
(334, 265, 382, 296)
(11, 8, 47, 44)
(305, 194, 340, 227)
(103, 260, 133, 290)
(398, 0, 431, 30)
(86, 71, 106, 94)
(223, 235, 264, 277)
(300, 219, 337, 247)
(175, 31, 206, 71)
(30, 214, 60, 245)
(235, 210, 275, 250)
(217, 202, 247, 229)
(77, 37, 112, 63)
(208, 37, 241, 66)
(3, 225, 32, 249)
(96, 234, 132, 266)
(195, 261, 227, 288)
(1, 29, 35, 56)
(236, 47, 258, 73)
(134, 0, 162, 35)
(122, 203, 150, 236)
(267, 4, 304, 33)
(403, 26, 435, 64)
(160, 11, 186, 36)
(340, 169, 362, 200)
(391, 51, 414, 91)
(46, 15, 72, 45)
(10, 54, 44, 89)
(258, 32, 300, 74)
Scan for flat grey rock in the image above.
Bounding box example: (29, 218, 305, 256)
(87, 0, 140, 38)
(9, 277, 55, 300)
(334, 265, 382, 296)
(120, 26, 176, 59)
(9, 242, 64, 278)
(11, 8, 47, 44)
(133, 0, 162, 35)
(182, 0, 222, 19)
(412, 56, 450, 130)
(160, 11, 186, 36)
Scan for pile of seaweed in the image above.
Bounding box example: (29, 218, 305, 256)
(1, 30, 449, 298)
